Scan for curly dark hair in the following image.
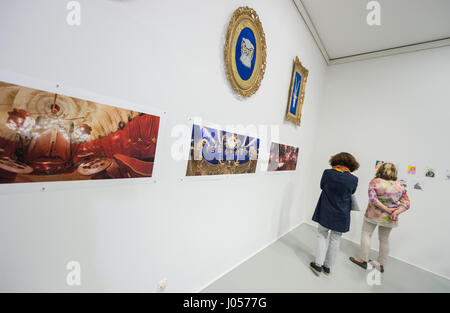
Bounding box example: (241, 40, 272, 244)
(329, 152, 360, 172)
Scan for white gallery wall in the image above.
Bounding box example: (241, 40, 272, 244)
(304, 46, 450, 279)
(0, 0, 327, 291)
(1, 0, 449, 292)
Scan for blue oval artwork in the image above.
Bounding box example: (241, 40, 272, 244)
(235, 27, 257, 81)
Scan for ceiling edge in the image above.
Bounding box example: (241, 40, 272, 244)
(292, 0, 450, 66)
(329, 38, 450, 65)
(292, 0, 330, 65)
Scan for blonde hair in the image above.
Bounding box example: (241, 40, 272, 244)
(376, 163, 397, 181)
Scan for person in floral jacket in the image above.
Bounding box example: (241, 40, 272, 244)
(350, 163, 410, 273)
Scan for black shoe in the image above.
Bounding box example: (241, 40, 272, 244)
(322, 266, 330, 275)
(350, 257, 368, 270)
(310, 262, 322, 276)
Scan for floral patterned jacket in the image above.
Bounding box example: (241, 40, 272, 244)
(365, 178, 410, 228)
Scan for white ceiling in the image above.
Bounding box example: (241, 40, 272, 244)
(294, 0, 450, 64)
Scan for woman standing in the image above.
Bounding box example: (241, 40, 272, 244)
(350, 163, 410, 273)
(310, 152, 359, 276)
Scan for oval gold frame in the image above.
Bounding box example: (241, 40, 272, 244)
(225, 7, 267, 98)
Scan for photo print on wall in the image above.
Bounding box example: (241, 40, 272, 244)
(398, 178, 408, 188)
(267, 143, 299, 172)
(185, 124, 260, 176)
(0, 81, 160, 184)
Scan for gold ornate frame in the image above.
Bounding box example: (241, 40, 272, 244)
(286, 57, 308, 126)
(224, 7, 267, 98)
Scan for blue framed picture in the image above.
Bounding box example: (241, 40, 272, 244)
(286, 57, 308, 126)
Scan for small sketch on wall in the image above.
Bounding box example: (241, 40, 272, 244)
(412, 180, 425, 191)
(375, 160, 384, 169)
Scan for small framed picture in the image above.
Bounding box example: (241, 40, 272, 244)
(286, 57, 308, 126)
(407, 166, 416, 175)
(425, 168, 436, 178)
(375, 160, 384, 169)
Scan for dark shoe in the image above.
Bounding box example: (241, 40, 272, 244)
(349, 257, 368, 270)
(322, 266, 330, 275)
(310, 262, 322, 276)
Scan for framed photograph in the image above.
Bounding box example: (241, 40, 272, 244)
(286, 57, 308, 126)
(224, 6, 267, 98)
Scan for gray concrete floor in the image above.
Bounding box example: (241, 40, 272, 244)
(203, 223, 450, 293)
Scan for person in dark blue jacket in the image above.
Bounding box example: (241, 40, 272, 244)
(310, 152, 359, 276)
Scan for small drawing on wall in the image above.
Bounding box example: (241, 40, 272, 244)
(375, 160, 384, 169)
(412, 180, 425, 191)
(425, 168, 436, 178)
(407, 166, 416, 175)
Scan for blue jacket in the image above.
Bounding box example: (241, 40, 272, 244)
(312, 169, 358, 233)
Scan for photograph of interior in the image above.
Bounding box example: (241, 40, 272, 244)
(0, 0, 449, 298)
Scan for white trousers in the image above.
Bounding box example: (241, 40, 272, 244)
(360, 220, 392, 265)
(315, 224, 342, 268)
